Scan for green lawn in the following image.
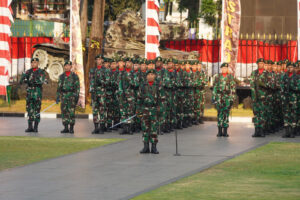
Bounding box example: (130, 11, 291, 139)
(132, 142, 300, 200)
(0, 136, 123, 171)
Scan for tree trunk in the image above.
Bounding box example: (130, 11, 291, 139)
(80, 0, 88, 80)
(84, 0, 106, 104)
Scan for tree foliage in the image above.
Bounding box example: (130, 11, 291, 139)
(199, 0, 222, 28)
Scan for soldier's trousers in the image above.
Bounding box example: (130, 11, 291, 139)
(184, 89, 193, 119)
(61, 93, 76, 125)
(119, 91, 135, 124)
(252, 100, 266, 128)
(26, 98, 41, 123)
(141, 106, 158, 144)
(194, 89, 201, 121)
(166, 90, 176, 125)
(92, 93, 106, 124)
(176, 90, 185, 123)
(106, 93, 120, 125)
(216, 101, 231, 128)
(200, 90, 205, 118)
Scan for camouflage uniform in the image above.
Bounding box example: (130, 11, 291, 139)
(118, 68, 135, 134)
(106, 68, 120, 130)
(199, 70, 208, 122)
(156, 67, 168, 133)
(281, 69, 298, 137)
(212, 67, 236, 136)
(90, 65, 110, 133)
(57, 71, 80, 127)
(183, 69, 194, 127)
(20, 66, 46, 132)
(175, 68, 185, 129)
(137, 69, 160, 154)
(250, 68, 270, 137)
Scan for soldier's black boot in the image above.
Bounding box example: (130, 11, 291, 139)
(69, 124, 74, 134)
(99, 123, 105, 134)
(259, 128, 265, 137)
(217, 126, 222, 137)
(290, 128, 295, 138)
(33, 121, 39, 132)
(112, 120, 119, 130)
(151, 143, 159, 154)
(128, 124, 133, 135)
(223, 127, 229, 137)
(107, 123, 112, 132)
(92, 123, 99, 134)
(182, 118, 188, 128)
(140, 142, 150, 154)
(252, 127, 258, 137)
(61, 124, 69, 133)
(169, 123, 174, 132)
(199, 118, 204, 124)
(282, 126, 290, 138)
(120, 125, 127, 135)
(25, 121, 34, 132)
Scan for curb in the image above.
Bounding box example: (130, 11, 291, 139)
(0, 112, 252, 122)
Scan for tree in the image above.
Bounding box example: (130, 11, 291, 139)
(199, 0, 222, 30)
(105, 0, 143, 21)
(177, 0, 200, 27)
(85, 0, 106, 103)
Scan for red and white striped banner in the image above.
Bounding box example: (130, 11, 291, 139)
(0, 0, 13, 95)
(145, 0, 161, 59)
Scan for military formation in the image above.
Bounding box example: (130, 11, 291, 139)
(21, 55, 300, 154)
(88, 55, 208, 154)
(250, 58, 300, 138)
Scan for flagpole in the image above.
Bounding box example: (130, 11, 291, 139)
(70, 0, 73, 61)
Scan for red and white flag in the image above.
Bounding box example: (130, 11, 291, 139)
(0, 0, 13, 95)
(145, 0, 161, 59)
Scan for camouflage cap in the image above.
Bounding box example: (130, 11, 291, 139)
(64, 61, 72, 66)
(95, 54, 103, 59)
(296, 60, 300, 66)
(146, 69, 156, 75)
(276, 61, 282, 65)
(31, 58, 39, 62)
(220, 63, 229, 68)
(178, 60, 185, 65)
(287, 62, 296, 67)
(282, 59, 289, 64)
(147, 59, 155, 64)
(125, 57, 134, 62)
(139, 58, 147, 64)
(133, 59, 141, 64)
(111, 58, 118, 63)
(256, 58, 264, 64)
(268, 60, 274, 65)
(155, 56, 163, 62)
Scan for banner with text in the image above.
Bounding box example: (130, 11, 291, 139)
(221, 0, 241, 75)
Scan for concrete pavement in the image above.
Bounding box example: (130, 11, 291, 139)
(0, 117, 299, 200)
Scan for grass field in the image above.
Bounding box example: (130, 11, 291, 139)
(0, 136, 123, 171)
(0, 99, 253, 117)
(132, 142, 300, 200)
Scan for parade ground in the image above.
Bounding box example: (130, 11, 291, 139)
(0, 118, 299, 200)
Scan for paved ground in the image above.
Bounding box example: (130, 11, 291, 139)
(0, 117, 299, 200)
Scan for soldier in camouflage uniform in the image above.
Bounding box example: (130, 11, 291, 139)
(56, 61, 80, 134)
(191, 61, 200, 125)
(155, 57, 168, 134)
(106, 58, 120, 131)
(119, 58, 135, 134)
(281, 62, 298, 138)
(212, 63, 236, 137)
(20, 58, 47, 132)
(132, 59, 142, 133)
(183, 61, 194, 128)
(137, 69, 160, 154)
(250, 58, 269, 137)
(165, 58, 177, 132)
(90, 54, 111, 134)
(175, 61, 186, 129)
